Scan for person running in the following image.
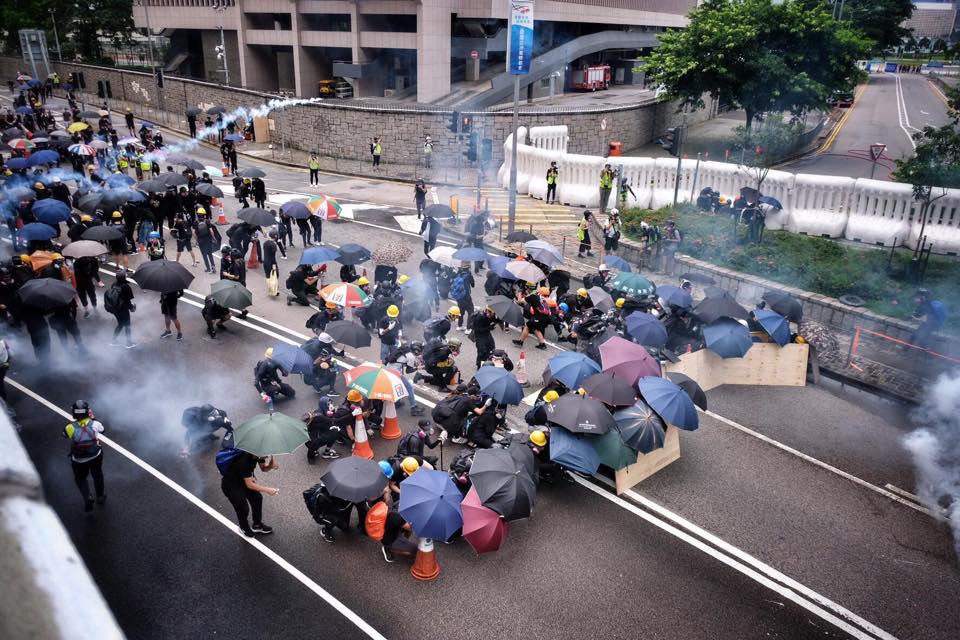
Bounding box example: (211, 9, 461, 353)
(73, 255, 104, 317)
(173, 213, 199, 266)
(220, 451, 278, 537)
(160, 289, 183, 341)
(308, 154, 320, 186)
(105, 271, 136, 348)
(63, 400, 106, 512)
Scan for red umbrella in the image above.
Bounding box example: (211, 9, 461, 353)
(599, 336, 660, 385)
(462, 486, 510, 555)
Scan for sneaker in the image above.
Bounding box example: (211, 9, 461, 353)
(381, 546, 395, 563)
(126, 343, 138, 349)
(251, 522, 273, 534)
(160, 330, 173, 339)
(240, 526, 255, 538)
(96, 494, 107, 505)
(84, 499, 94, 513)
(450, 436, 467, 444)
(512, 339, 523, 347)
(177, 333, 183, 341)
(321, 448, 341, 459)
(307, 449, 319, 461)
(410, 406, 425, 416)
(321, 530, 335, 543)
(535, 342, 547, 350)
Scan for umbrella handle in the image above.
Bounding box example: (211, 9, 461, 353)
(439, 441, 444, 471)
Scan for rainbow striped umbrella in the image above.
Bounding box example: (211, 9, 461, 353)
(320, 282, 369, 308)
(8, 138, 35, 151)
(306, 194, 342, 220)
(343, 363, 408, 402)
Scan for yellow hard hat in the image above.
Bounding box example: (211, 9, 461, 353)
(243, 178, 251, 184)
(543, 390, 560, 403)
(325, 301, 338, 310)
(387, 304, 399, 318)
(616, 298, 625, 308)
(357, 276, 369, 286)
(19, 255, 32, 265)
(448, 306, 461, 317)
(264, 347, 274, 359)
(347, 389, 363, 403)
(577, 288, 588, 298)
(398, 274, 409, 284)
(401, 457, 420, 475)
(529, 430, 547, 447)
(51, 253, 63, 261)
(111, 211, 122, 219)
(80, 215, 92, 222)
(196, 207, 207, 215)
(34, 182, 45, 190)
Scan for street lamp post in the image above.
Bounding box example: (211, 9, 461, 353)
(49, 9, 62, 62)
(140, 0, 164, 115)
(213, 0, 230, 86)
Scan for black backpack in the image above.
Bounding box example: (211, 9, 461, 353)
(396, 431, 424, 458)
(449, 450, 474, 476)
(303, 482, 332, 524)
(103, 284, 122, 314)
(431, 398, 456, 424)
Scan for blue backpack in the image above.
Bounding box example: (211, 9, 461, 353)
(450, 274, 467, 300)
(215, 447, 245, 475)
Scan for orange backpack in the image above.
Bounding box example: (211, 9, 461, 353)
(365, 502, 388, 542)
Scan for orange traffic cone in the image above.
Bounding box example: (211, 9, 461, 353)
(352, 413, 374, 459)
(216, 205, 227, 225)
(246, 242, 260, 269)
(515, 350, 529, 387)
(381, 401, 401, 440)
(411, 537, 440, 581)
(222, 164, 230, 177)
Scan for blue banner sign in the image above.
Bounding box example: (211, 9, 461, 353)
(509, 1, 534, 75)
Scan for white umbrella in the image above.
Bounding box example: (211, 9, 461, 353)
(523, 240, 564, 267)
(428, 246, 460, 268)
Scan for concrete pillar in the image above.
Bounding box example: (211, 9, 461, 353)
(416, 0, 452, 103)
(465, 57, 480, 82)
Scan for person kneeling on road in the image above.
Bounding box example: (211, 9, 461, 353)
(395, 419, 443, 467)
(430, 384, 485, 445)
(415, 337, 462, 391)
(181, 404, 232, 456)
(303, 396, 342, 461)
(255, 348, 296, 404)
(465, 400, 503, 449)
(202, 295, 232, 338)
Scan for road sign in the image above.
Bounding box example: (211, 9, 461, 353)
(869, 143, 886, 161)
(470, 50, 479, 60)
(600, 118, 607, 131)
(509, 1, 534, 75)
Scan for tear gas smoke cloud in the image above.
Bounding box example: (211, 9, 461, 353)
(904, 371, 960, 557)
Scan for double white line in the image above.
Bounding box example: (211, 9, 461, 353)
(894, 74, 920, 150)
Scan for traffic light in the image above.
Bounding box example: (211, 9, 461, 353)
(105, 80, 113, 99)
(449, 110, 460, 134)
(155, 68, 164, 88)
(661, 127, 682, 156)
(76, 72, 86, 89)
(97, 80, 105, 99)
(465, 132, 478, 163)
(461, 115, 473, 135)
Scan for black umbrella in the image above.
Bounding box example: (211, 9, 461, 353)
(321, 457, 388, 502)
(545, 393, 615, 434)
(82, 225, 124, 241)
(159, 172, 188, 187)
(133, 260, 194, 293)
(505, 231, 537, 243)
(237, 207, 276, 227)
(762, 291, 803, 323)
(15, 278, 76, 310)
(666, 372, 708, 411)
(280, 201, 311, 219)
(195, 183, 223, 198)
(485, 295, 524, 327)
(137, 178, 169, 193)
(99, 189, 144, 211)
(77, 110, 101, 118)
(2, 127, 22, 140)
(237, 167, 266, 179)
(693, 295, 749, 323)
(207, 105, 227, 115)
(580, 372, 638, 407)
(174, 157, 205, 171)
(76, 193, 103, 214)
(424, 203, 454, 219)
(210, 280, 253, 309)
(335, 243, 371, 265)
(324, 320, 371, 348)
(185, 107, 204, 116)
(613, 400, 667, 454)
(678, 272, 716, 285)
(469, 448, 536, 522)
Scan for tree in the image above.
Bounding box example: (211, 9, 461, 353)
(799, 0, 914, 52)
(644, 0, 869, 132)
(0, 0, 133, 62)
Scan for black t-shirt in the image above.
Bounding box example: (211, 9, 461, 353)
(381, 510, 406, 546)
(223, 452, 258, 488)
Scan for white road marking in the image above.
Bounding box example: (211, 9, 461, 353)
(395, 215, 425, 234)
(5, 378, 388, 640)
(581, 475, 898, 640)
(894, 75, 918, 149)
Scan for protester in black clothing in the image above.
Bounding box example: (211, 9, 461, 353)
(262, 231, 279, 278)
(160, 290, 183, 340)
(254, 350, 296, 402)
(286, 264, 319, 306)
(472, 306, 499, 369)
(195, 213, 220, 273)
(202, 295, 231, 338)
(252, 177, 267, 209)
(220, 452, 278, 537)
(107, 272, 136, 348)
(309, 214, 323, 244)
(49, 301, 86, 354)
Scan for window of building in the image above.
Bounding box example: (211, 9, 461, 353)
(245, 13, 293, 30)
(359, 14, 417, 33)
(300, 14, 351, 32)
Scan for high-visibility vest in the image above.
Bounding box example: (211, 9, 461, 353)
(546, 169, 557, 185)
(599, 171, 613, 189)
(308, 159, 319, 170)
(373, 143, 382, 156)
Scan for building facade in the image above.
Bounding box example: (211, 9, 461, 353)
(902, 2, 959, 41)
(132, 0, 695, 103)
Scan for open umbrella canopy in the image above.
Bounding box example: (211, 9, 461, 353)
(694, 295, 749, 324)
(666, 372, 708, 411)
(17, 222, 57, 241)
(753, 308, 790, 346)
(133, 260, 194, 293)
(461, 486, 510, 555)
(224, 134, 244, 142)
(320, 282, 369, 308)
(300, 246, 341, 264)
(237, 207, 276, 227)
(66, 122, 89, 133)
(207, 105, 227, 115)
(335, 243, 371, 266)
(656, 285, 693, 309)
(759, 195, 783, 209)
(703, 318, 753, 358)
(195, 183, 223, 198)
(5, 186, 36, 202)
(185, 107, 204, 116)
(237, 167, 266, 179)
(591, 425, 639, 470)
(599, 335, 660, 384)
(504, 259, 545, 283)
(137, 178, 170, 193)
(4, 158, 29, 170)
(77, 110, 101, 118)
(322, 457, 389, 503)
(16, 278, 76, 310)
(170, 156, 206, 172)
(624, 312, 668, 348)
(610, 272, 656, 297)
(505, 230, 537, 243)
(344, 363, 408, 401)
(280, 200, 312, 220)
(637, 376, 699, 431)
(62, 240, 108, 259)
(549, 427, 601, 475)
(762, 291, 803, 323)
(159, 172, 189, 187)
(81, 225, 124, 241)
(547, 351, 601, 389)
(423, 203, 454, 219)
(472, 366, 524, 405)
(306, 195, 341, 220)
(29, 149, 59, 165)
(523, 240, 563, 267)
(99, 188, 146, 211)
(470, 448, 536, 522)
(485, 295, 524, 327)
(210, 280, 253, 309)
(580, 372, 638, 407)
(427, 246, 459, 268)
(203, 165, 224, 177)
(233, 412, 309, 457)
(68, 143, 95, 156)
(614, 400, 667, 454)
(546, 393, 615, 434)
(268, 343, 314, 375)
(603, 255, 632, 272)
(452, 246, 490, 262)
(31, 198, 71, 225)
(9, 138, 36, 151)
(399, 469, 464, 541)
(588, 286, 614, 312)
(105, 173, 136, 188)
(324, 320, 371, 348)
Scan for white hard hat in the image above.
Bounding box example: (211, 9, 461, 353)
(318, 332, 335, 344)
(609, 208, 619, 215)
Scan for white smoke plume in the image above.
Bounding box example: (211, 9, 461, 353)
(904, 371, 960, 556)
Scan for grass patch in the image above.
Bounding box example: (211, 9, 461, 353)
(622, 204, 960, 333)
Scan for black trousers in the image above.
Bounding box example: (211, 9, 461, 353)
(546, 183, 556, 203)
(72, 455, 105, 502)
(222, 480, 263, 529)
(309, 169, 319, 185)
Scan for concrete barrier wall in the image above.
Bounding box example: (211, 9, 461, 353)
(502, 127, 960, 254)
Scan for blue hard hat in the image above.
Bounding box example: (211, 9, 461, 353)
(378, 460, 394, 479)
(148, 231, 160, 239)
(559, 302, 569, 313)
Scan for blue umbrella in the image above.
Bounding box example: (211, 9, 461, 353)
(280, 201, 312, 220)
(452, 246, 489, 262)
(15, 106, 32, 114)
(17, 222, 57, 241)
(105, 173, 136, 188)
(487, 255, 518, 280)
(703, 318, 753, 359)
(657, 284, 693, 309)
(31, 199, 71, 225)
(603, 255, 632, 272)
(472, 365, 524, 405)
(269, 343, 314, 375)
(27, 79, 42, 88)
(399, 469, 464, 541)
(28, 150, 60, 166)
(624, 312, 667, 348)
(614, 400, 667, 454)
(300, 246, 341, 264)
(547, 351, 601, 389)
(4, 158, 29, 170)
(224, 134, 243, 142)
(638, 376, 698, 430)
(752, 308, 790, 346)
(4, 186, 35, 201)
(549, 427, 601, 475)
(759, 195, 783, 209)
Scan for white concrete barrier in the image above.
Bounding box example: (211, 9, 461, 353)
(528, 125, 569, 154)
(910, 187, 960, 254)
(788, 174, 854, 238)
(557, 153, 606, 208)
(616, 156, 656, 210)
(525, 146, 557, 201)
(846, 178, 914, 247)
(498, 126, 527, 189)
(757, 169, 795, 230)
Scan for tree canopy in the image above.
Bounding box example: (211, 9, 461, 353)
(0, 0, 134, 63)
(644, 0, 871, 131)
(798, 0, 914, 52)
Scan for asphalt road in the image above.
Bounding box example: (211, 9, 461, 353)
(782, 73, 951, 180)
(4, 93, 960, 640)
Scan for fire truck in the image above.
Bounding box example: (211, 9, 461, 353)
(570, 65, 611, 91)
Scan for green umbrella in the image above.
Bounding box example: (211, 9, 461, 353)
(211, 280, 253, 309)
(233, 412, 309, 456)
(610, 272, 656, 297)
(590, 426, 638, 471)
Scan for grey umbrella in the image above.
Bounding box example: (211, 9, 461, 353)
(237, 167, 266, 179)
(469, 448, 536, 522)
(195, 183, 224, 198)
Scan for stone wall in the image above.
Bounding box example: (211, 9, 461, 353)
(0, 57, 713, 166)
